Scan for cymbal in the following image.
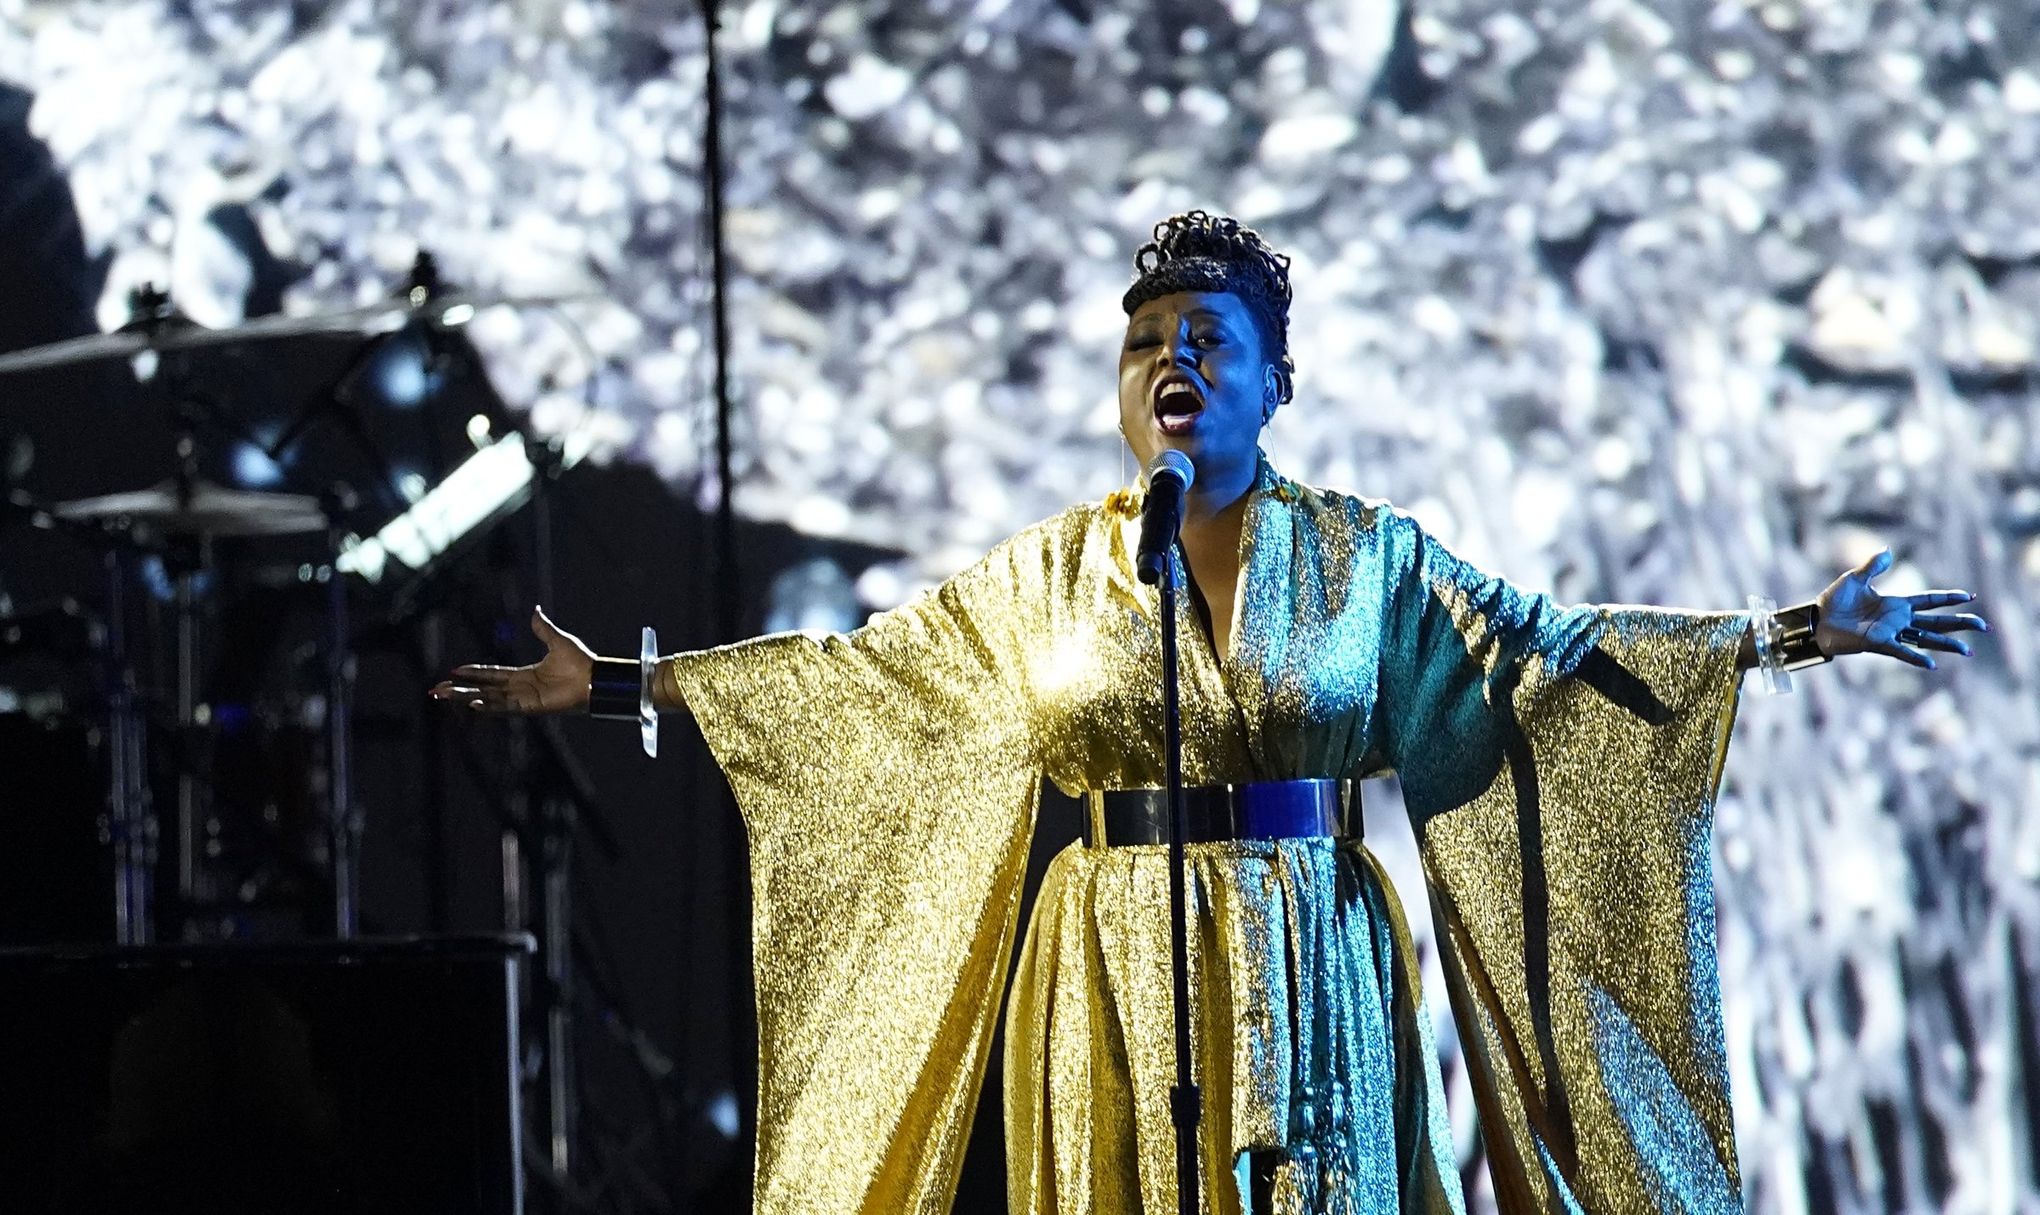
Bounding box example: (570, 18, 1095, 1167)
(53, 479, 328, 537)
(0, 290, 599, 378)
(182, 289, 600, 347)
(0, 328, 154, 376)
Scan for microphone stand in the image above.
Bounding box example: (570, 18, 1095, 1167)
(1154, 545, 1200, 1215)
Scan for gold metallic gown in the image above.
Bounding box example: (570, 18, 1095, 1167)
(668, 456, 1748, 1214)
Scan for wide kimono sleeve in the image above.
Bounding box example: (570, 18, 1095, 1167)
(1372, 508, 1749, 1214)
(665, 522, 1057, 1215)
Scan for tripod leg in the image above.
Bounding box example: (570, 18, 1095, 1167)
(325, 553, 359, 938)
(541, 797, 577, 1179)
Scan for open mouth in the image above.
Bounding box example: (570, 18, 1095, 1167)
(1151, 378, 1205, 434)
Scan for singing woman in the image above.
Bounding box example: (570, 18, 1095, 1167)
(433, 212, 1985, 1214)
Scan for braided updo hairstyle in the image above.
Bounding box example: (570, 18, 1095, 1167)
(1120, 210, 1295, 405)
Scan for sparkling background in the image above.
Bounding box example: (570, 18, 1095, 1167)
(3, 0, 2036, 1208)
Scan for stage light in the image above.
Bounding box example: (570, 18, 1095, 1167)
(367, 333, 433, 409)
(707, 1090, 740, 1141)
(336, 431, 589, 583)
(231, 441, 285, 488)
(763, 556, 860, 633)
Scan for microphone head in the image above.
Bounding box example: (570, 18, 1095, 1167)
(1144, 448, 1195, 491)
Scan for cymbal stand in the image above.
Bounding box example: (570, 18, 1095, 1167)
(523, 437, 586, 1185)
(150, 347, 299, 932)
(104, 545, 153, 943)
(533, 724, 579, 1184)
(112, 284, 221, 927)
(161, 396, 214, 922)
(5, 487, 160, 943)
(498, 666, 617, 1191)
(324, 506, 360, 938)
(167, 536, 207, 918)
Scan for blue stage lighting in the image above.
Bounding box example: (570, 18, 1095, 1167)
(231, 441, 285, 487)
(369, 335, 434, 409)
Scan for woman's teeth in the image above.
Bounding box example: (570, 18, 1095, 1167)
(1158, 391, 1199, 434)
(1156, 397, 1202, 433)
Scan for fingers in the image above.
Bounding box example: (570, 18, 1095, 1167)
(430, 679, 492, 703)
(1903, 590, 1976, 610)
(432, 664, 525, 712)
(1909, 612, 1989, 634)
(1901, 629, 1971, 657)
(430, 681, 526, 713)
(1852, 548, 1894, 578)
(1855, 602, 1989, 669)
(448, 664, 517, 684)
(1867, 640, 1936, 671)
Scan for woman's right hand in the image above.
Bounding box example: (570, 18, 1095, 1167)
(430, 606, 595, 715)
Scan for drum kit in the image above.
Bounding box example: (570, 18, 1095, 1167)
(0, 255, 579, 945)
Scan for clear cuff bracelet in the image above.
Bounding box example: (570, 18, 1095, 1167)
(587, 626, 659, 757)
(1746, 596, 1830, 695)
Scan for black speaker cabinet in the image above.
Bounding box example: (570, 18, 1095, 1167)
(0, 934, 529, 1214)
(0, 713, 107, 946)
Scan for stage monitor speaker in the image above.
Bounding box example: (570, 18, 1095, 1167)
(0, 934, 529, 1214)
(0, 712, 107, 945)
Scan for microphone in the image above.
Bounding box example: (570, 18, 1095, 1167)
(1135, 449, 1195, 585)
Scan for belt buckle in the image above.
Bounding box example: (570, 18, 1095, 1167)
(1084, 779, 1358, 847)
(1082, 790, 1107, 848)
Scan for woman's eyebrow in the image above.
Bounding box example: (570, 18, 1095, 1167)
(1130, 310, 1231, 330)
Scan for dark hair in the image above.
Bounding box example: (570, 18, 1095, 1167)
(1120, 210, 1294, 404)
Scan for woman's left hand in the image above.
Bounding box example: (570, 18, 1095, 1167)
(1815, 549, 1989, 670)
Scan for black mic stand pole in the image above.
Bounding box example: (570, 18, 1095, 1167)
(525, 433, 577, 1186)
(1156, 548, 1200, 1215)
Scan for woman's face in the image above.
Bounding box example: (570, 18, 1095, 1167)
(1117, 290, 1274, 483)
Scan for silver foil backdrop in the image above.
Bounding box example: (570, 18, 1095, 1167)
(2, 0, 2036, 1210)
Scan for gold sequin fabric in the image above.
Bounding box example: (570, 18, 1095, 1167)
(1005, 838, 1461, 1214)
(669, 454, 1749, 1214)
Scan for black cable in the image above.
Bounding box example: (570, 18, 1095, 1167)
(699, 0, 740, 645)
(692, 11, 760, 1200)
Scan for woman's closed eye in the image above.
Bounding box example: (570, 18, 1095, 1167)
(1124, 333, 1223, 352)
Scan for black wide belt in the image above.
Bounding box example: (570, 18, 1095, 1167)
(1081, 779, 1358, 848)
